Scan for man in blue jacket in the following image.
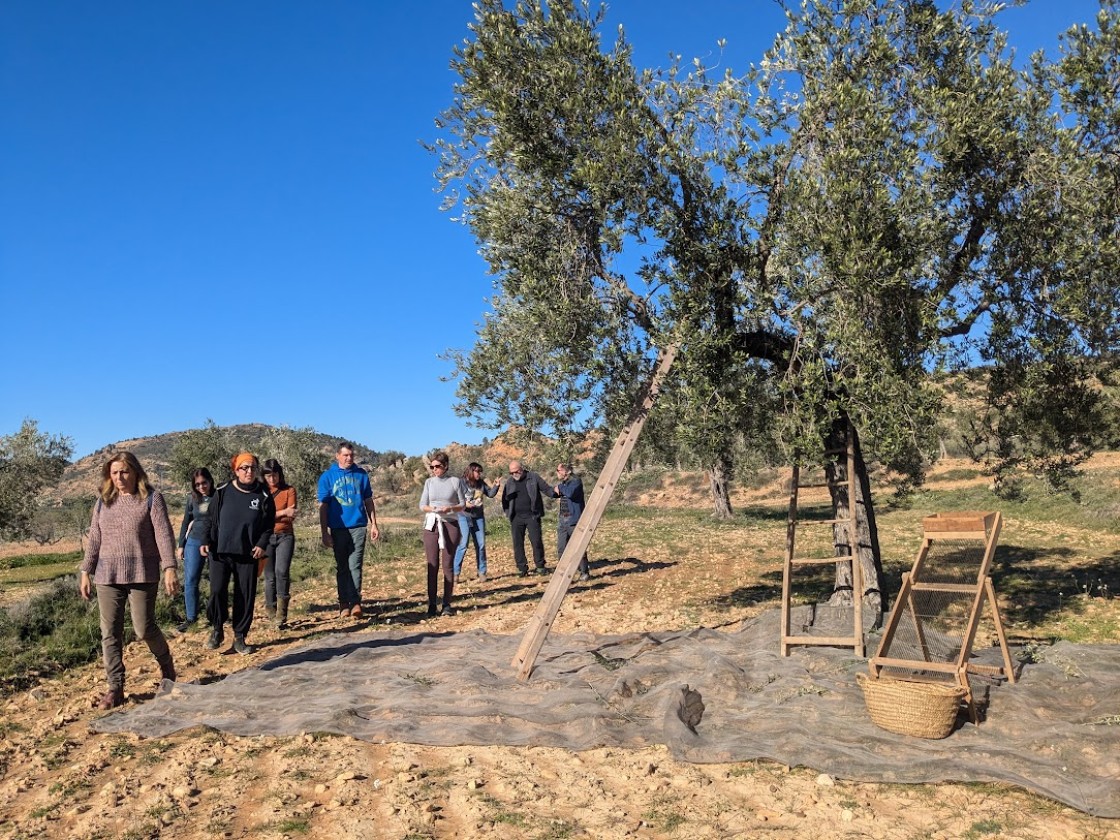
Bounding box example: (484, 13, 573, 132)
(317, 441, 380, 618)
(554, 462, 590, 581)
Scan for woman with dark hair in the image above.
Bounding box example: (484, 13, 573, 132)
(419, 450, 465, 616)
(79, 451, 178, 709)
(175, 466, 214, 632)
(262, 458, 297, 630)
(203, 452, 274, 655)
(453, 461, 498, 583)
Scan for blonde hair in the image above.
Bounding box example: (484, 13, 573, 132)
(99, 451, 154, 505)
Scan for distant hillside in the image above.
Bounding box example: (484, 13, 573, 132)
(57, 425, 384, 502)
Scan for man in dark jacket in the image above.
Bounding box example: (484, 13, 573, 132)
(554, 462, 590, 581)
(500, 460, 554, 576)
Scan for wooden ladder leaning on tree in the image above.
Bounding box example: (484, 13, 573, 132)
(510, 343, 679, 681)
(780, 419, 865, 657)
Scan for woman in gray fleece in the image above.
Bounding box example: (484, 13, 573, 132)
(419, 450, 465, 616)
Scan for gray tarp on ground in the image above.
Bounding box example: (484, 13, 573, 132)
(94, 610, 1120, 817)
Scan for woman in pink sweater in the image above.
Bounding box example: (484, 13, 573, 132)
(79, 452, 178, 710)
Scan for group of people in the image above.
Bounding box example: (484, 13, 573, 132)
(419, 455, 591, 617)
(176, 454, 298, 653)
(79, 450, 301, 708)
(79, 442, 587, 709)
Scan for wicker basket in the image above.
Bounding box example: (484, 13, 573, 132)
(856, 673, 965, 739)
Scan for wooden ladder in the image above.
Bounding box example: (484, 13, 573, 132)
(780, 420, 865, 657)
(510, 343, 679, 681)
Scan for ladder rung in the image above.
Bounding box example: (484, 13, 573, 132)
(783, 634, 861, 647)
(790, 556, 849, 565)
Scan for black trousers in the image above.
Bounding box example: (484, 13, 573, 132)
(557, 521, 590, 575)
(510, 513, 545, 572)
(207, 553, 258, 637)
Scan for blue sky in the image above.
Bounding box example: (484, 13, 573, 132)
(0, 0, 1104, 460)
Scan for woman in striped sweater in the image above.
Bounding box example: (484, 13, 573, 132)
(79, 452, 178, 710)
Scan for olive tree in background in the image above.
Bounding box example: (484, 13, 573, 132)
(434, 0, 1119, 620)
(168, 419, 248, 490)
(257, 425, 333, 513)
(0, 419, 73, 541)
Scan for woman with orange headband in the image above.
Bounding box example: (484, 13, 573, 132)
(202, 452, 275, 655)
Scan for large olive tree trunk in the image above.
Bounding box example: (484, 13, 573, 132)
(707, 456, 734, 520)
(823, 418, 885, 625)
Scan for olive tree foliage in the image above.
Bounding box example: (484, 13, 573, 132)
(257, 425, 333, 510)
(434, 0, 1120, 612)
(0, 419, 73, 541)
(169, 420, 332, 507)
(434, 0, 763, 518)
(169, 420, 249, 490)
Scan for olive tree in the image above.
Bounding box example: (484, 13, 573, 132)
(0, 419, 73, 541)
(434, 0, 1120, 619)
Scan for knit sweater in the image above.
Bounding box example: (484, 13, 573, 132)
(81, 492, 176, 585)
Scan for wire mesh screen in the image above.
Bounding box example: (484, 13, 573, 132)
(916, 538, 989, 586)
(877, 588, 975, 680)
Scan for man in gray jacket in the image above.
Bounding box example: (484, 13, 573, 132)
(500, 460, 554, 577)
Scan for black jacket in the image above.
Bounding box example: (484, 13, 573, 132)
(206, 481, 275, 557)
(500, 470, 554, 519)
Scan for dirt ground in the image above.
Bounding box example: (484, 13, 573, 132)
(2, 459, 1119, 839)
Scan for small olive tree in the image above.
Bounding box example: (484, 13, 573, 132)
(0, 419, 73, 542)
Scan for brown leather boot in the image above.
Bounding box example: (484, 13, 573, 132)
(97, 687, 125, 710)
(277, 598, 289, 630)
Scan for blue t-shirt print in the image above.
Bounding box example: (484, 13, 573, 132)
(331, 474, 362, 510)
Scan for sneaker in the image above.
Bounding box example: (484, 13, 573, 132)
(440, 605, 454, 617)
(176, 618, 197, 633)
(477, 573, 487, 583)
(160, 662, 177, 683)
(351, 604, 363, 619)
(233, 636, 254, 656)
(518, 569, 529, 578)
(205, 629, 224, 650)
(578, 572, 591, 582)
(454, 574, 461, 583)
(535, 567, 548, 576)
(339, 605, 350, 619)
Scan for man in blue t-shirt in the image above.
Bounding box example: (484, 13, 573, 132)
(317, 441, 380, 618)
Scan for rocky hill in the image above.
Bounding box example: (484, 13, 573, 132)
(56, 425, 383, 502)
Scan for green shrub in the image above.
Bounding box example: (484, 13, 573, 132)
(0, 578, 101, 693)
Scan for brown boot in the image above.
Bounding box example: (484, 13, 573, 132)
(97, 687, 125, 710)
(277, 598, 289, 630)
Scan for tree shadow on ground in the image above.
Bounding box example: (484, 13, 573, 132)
(449, 555, 676, 617)
(711, 568, 784, 612)
(254, 631, 457, 672)
(735, 504, 794, 523)
(989, 544, 1119, 629)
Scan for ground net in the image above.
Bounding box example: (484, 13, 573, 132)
(94, 609, 1120, 817)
